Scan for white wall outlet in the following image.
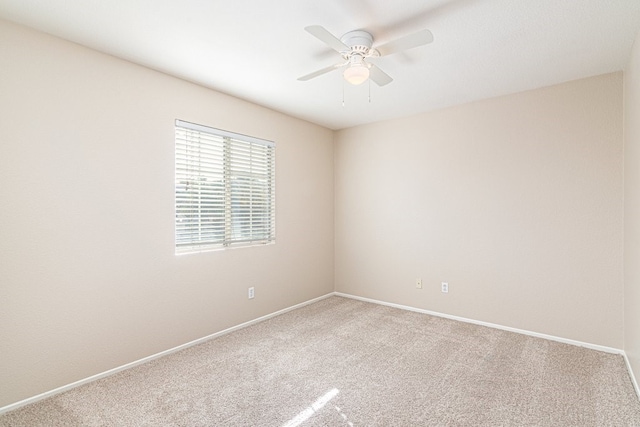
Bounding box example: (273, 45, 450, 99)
(248, 287, 255, 299)
(441, 282, 449, 293)
(416, 278, 422, 289)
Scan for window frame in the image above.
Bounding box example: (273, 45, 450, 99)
(174, 119, 275, 254)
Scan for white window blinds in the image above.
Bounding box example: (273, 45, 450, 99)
(175, 120, 275, 254)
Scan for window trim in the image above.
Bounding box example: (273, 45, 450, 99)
(176, 120, 275, 149)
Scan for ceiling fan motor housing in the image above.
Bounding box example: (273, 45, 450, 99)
(340, 30, 373, 54)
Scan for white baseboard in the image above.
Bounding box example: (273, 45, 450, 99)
(0, 292, 334, 415)
(334, 292, 624, 355)
(623, 352, 640, 399)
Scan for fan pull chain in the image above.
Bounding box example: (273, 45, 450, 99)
(368, 79, 371, 103)
(342, 79, 345, 107)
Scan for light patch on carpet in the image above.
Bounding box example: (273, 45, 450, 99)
(282, 388, 339, 427)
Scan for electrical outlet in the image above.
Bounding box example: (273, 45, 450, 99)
(248, 287, 255, 299)
(416, 278, 422, 289)
(441, 282, 449, 293)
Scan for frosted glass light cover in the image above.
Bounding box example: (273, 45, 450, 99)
(343, 64, 369, 85)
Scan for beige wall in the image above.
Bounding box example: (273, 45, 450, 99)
(335, 73, 624, 349)
(624, 30, 640, 386)
(0, 19, 334, 407)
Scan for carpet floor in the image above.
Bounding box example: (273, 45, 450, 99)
(2, 296, 640, 426)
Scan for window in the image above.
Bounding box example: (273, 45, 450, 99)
(175, 119, 275, 254)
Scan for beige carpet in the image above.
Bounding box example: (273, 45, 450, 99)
(2, 296, 640, 426)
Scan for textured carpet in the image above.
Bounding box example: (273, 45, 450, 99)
(2, 296, 640, 426)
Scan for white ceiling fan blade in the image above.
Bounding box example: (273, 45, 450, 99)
(298, 62, 345, 81)
(376, 29, 434, 57)
(369, 64, 393, 86)
(305, 25, 349, 53)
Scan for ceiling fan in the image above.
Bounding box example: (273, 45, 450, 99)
(298, 25, 434, 87)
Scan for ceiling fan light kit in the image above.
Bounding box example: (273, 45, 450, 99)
(343, 56, 370, 85)
(299, 25, 433, 88)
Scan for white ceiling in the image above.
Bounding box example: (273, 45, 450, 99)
(1, 0, 639, 130)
